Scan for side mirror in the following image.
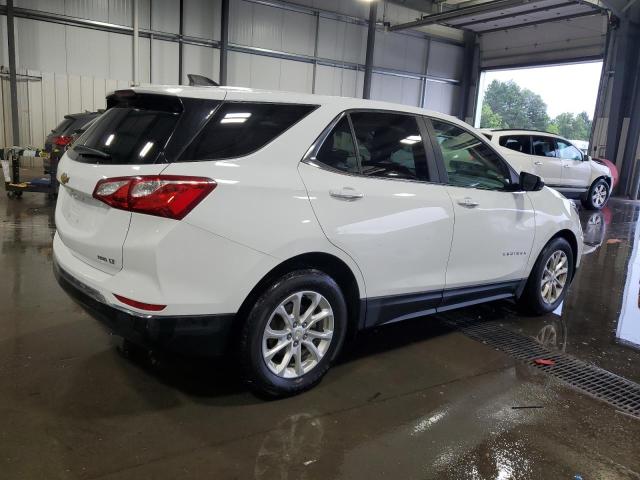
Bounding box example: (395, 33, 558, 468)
(519, 171, 544, 191)
(583, 154, 592, 162)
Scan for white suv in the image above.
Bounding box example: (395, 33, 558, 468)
(482, 129, 612, 210)
(53, 87, 582, 396)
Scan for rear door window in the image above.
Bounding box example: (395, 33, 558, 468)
(315, 116, 360, 174)
(180, 102, 317, 161)
(349, 111, 429, 181)
(499, 135, 531, 154)
(532, 136, 557, 158)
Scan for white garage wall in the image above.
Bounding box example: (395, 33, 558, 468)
(0, 0, 466, 148)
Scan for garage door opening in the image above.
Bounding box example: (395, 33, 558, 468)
(474, 61, 603, 149)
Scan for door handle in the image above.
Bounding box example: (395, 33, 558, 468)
(329, 188, 364, 201)
(534, 161, 543, 166)
(563, 164, 571, 168)
(457, 197, 479, 208)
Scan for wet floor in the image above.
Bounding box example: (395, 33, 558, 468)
(1, 183, 640, 479)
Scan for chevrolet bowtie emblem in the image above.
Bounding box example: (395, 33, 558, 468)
(60, 172, 70, 185)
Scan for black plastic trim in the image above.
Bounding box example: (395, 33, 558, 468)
(54, 260, 236, 356)
(364, 279, 524, 328)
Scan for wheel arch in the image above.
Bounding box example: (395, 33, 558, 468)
(549, 229, 579, 279)
(236, 252, 364, 338)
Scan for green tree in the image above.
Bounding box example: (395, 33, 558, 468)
(481, 80, 550, 130)
(551, 111, 592, 140)
(480, 103, 503, 128)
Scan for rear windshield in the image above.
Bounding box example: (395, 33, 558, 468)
(52, 118, 73, 135)
(69, 107, 179, 165)
(179, 102, 317, 161)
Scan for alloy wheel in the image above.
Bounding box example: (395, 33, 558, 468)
(540, 250, 569, 305)
(592, 183, 608, 208)
(262, 291, 334, 378)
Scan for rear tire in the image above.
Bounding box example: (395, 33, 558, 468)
(240, 269, 347, 398)
(581, 178, 609, 210)
(519, 237, 574, 315)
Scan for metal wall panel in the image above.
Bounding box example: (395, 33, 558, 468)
(108, 32, 133, 80)
(371, 73, 421, 106)
(228, 51, 312, 93)
(80, 75, 94, 111)
(374, 31, 427, 73)
(107, 0, 131, 26)
(151, 0, 179, 34)
(183, 43, 220, 84)
(65, 0, 109, 23)
(278, 58, 313, 93)
(65, 25, 110, 78)
(424, 81, 460, 116)
(68, 74, 82, 113)
(317, 17, 366, 64)
(229, 0, 315, 56)
(15, 18, 67, 74)
(151, 39, 178, 84)
(183, 0, 221, 40)
(314, 64, 361, 98)
(14, 0, 65, 15)
(427, 41, 463, 81)
(26, 69, 43, 147)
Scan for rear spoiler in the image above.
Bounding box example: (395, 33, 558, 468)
(106, 90, 183, 113)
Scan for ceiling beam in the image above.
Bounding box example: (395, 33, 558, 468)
(389, 0, 531, 31)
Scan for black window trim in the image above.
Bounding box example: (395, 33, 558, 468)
(179, 100, 320, 162)
(303, 108, 440, 185)
(425, 117, 520, 191)
(531, 135, 560, 159)
(498, 134, 533, 155)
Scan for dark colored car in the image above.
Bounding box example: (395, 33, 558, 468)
(44, 111, 100, 173)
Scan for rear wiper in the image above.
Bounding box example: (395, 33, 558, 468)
(74, 144, 111, 159)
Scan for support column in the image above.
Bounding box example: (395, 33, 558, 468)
(362, 1, 377, 100)
(593, 6, 640, 197)
(132, 0, 139, 85)
(6, 0, 20, 146)
(457, 30, 478, 123)
(220, 0, 229, 85)
(178, 0, 184, 85)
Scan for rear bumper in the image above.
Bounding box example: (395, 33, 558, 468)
(54, 259, 236, 356)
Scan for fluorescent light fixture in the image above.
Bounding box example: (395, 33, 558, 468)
(104, 134, 115, 146)
(400, 135, 422, 145)
(220, 112, 252, 124)
(138, 141, 154, 158)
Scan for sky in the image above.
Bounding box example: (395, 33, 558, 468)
(477, 61, 603, 120)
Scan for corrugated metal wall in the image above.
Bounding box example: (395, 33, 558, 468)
(0, 0, 466, 148)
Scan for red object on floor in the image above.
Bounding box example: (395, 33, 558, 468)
(533, 358, 556, 366)
(594, 158, 618, 189)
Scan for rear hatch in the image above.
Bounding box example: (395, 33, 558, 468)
(55, 89, 225, 274)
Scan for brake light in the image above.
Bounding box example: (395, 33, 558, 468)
(54, 135, 73, 146)
(93, 175, 216, 220)
(113, 294, 166, 312)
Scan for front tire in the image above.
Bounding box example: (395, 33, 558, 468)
(519, 237, 574, 315)
(240, 269, 347, 397)
(581, 178, 609, 210)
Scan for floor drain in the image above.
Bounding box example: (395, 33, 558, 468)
(442, 316, 640, 417)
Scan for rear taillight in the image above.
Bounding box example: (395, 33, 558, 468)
(54, 135, 73, 146)
(93, 175, 216, 220)
(113, 294, 166, 312)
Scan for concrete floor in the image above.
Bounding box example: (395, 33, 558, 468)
(1, 182, 640, 479)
